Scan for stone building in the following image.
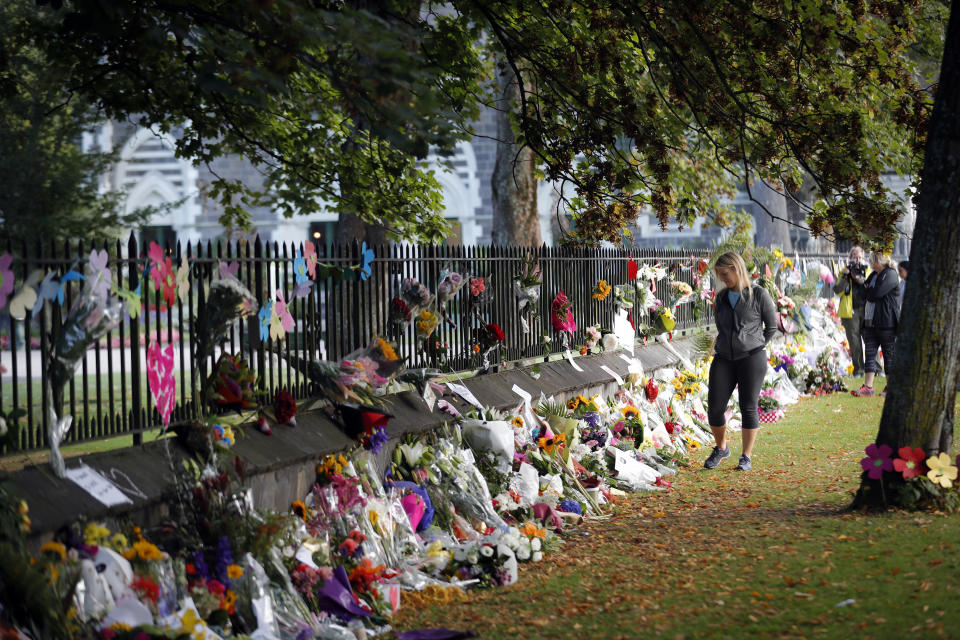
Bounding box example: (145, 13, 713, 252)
(92, 108, 913, 255)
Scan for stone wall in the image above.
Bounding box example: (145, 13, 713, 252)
(4, 336, 699, 549)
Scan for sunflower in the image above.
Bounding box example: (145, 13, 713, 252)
(511, 416, 525, 429)
(376, 337, 399, 362)
(226, 564, 244, 579)
(566, 397, 580, 411)
(40, 541, 66, 562)
(537, 432, 566, 456)
(621, 406, 639, 419)
(291, 500, 308, 521)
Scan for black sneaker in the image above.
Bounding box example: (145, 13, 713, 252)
(703, 446, 731, 469)
(735, 454, 752, 471)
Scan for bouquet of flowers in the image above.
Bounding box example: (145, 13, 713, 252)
(551, 290, 576, 347)
(436, 270, 465, 324)
(757, 389, 784, 423)
(205, 353, 257, 411)
(592, 280, 612, 301)
(650, 303, 676, 334)
(514, 254, 542, 333)
(473, 322, 505, 366)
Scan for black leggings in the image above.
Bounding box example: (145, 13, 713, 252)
(862, 326, 895, 375)
(708, 349, 768, 430)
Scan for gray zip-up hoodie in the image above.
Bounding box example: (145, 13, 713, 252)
(713, 285, 779, 360)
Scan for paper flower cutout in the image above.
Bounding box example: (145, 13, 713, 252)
(34, 271, 58, 313)
(56, 269, 85, 304)
(860, 443, 894, 480)
(86, 249, 112, 303)
(176, 261, 190, 304)
(893, 446, 926, 480)
(147, 242, 177, 307)
(146, 342, 176, 427)
(113, 283, 142, 319)
(359, 241, 375, 281)
(293, 251, 309, 284)
(292, 278, 313, 299)
(269, 306, 285, 342)
(926, 452, 958, 488)
(8, 285, 37, 320)
(258, 301, 273, 341)
(218, 260, 240, 281)
(304, 240, 318, 278)
(0, 254, 13, 309)
(275, 289, 294, 333)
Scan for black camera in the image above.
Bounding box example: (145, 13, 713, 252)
(847, 261, 866, 277)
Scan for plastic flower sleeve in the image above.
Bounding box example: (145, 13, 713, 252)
(233, 553, 280, 640)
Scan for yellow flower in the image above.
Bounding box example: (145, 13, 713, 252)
(566, 397, 580, 411)
(511, 416, 525, 429)
(376, 337, 399, 362)
(926, 453, 958, 488)
(226, 564, 244, 579)
(109, 533, 129, 552)
(131, 539, 163, 561)
(84, 522, 111, 545)
(621, 406, 639, 419)
(291, 500, 308, 521)
(592, 280, 612, 301)
(40, 541, 67, 562)
(537, 433, 566, 456)
(109, 622, 133, 632)
(846, 364, 854, 374)
(177, 608, 208, 640)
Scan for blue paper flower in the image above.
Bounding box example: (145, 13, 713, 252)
(293, 251, 308, 284)
(258, 301, 273, 341)
(359, 242, 375, 281)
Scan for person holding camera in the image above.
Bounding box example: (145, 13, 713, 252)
(852, 252, 901, 397)
(833, 246, 868, 377)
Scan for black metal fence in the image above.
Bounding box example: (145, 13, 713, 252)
(0, 236, 841, 453)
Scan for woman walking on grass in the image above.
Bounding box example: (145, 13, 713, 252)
(704, 252, 779, 472)
(851, 252, 900, 398)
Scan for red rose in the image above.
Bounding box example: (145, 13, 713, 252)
(645, 378, 659, 402)
(664, 421, 676, 434)
(486, 323, 505, 342)
(274, 388, 297, 425)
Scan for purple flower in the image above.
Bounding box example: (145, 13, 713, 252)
(192, 550, 210, 580)
(583, 412, 602, 430)
(363, 425, 390, 455)
(558, 499, 582, 515)
(214, 536, 233, 583)
(860, 443, 894, 480)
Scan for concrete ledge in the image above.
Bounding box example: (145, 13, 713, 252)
(9, 335, 699, 547)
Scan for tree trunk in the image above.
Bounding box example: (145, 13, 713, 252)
(492, 63, 541, 247)
(854, 2, 960, 508)
(750, 178, 793, 251)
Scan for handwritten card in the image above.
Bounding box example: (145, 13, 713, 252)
(599, 365, 625, 386)
(65, 463, 133, 507)
(447, 382, 484, 410)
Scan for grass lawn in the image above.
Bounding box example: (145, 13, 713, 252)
(393, 376, 960, 639)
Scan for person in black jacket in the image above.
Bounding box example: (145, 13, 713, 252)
(833, 246, 868, 376)
(851, 252, 900, 397)
(703, 252, 779, 472)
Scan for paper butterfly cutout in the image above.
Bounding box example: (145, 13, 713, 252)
(146, 342, 176, 427)
(112, 282, 142, 319)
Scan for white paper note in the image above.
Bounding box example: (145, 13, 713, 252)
(599, 365, 625, 386)
(447, 382, 485, 410)
(511, 384, 532, 404)
(565, 350, 584, 372)
(65, 463, 134, 507)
